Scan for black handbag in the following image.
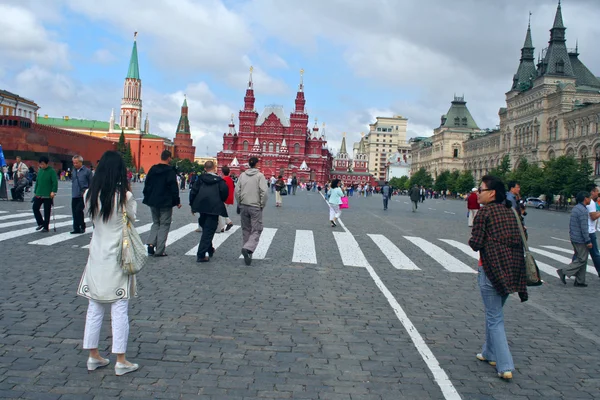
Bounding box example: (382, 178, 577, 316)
(280, 188, 287, 196)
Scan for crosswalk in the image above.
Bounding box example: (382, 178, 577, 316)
(1, 211, 596, 281)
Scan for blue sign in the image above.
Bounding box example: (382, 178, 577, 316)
(0, 145, 6, 167)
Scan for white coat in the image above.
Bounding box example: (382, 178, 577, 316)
(77, 191, 137, 303)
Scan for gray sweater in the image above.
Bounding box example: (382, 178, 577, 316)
(72, 166, 93, 198)
(569, 203, 591, 244)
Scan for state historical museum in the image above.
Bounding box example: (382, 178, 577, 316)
(217, 69, 333, 183)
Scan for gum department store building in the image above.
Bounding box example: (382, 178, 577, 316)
(412, 2, 600, 180)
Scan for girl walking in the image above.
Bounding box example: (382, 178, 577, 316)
(275, 175, 285, 207)
(328, 179, 345, 227)
(77, 151, 139, 376)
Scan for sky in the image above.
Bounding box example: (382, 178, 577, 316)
(1, 0, 600, 157)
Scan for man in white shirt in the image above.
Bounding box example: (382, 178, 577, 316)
(585, 186, 600, 277)
(12, 156, 28, 182)
(270, 175, 276, 194)
(286, 177, 292, 194)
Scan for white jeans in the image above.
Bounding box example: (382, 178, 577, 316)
(329, 204, 341, 220)
(468, 209, 479, 227)
(217, 205, 232, 231)
(83, 299, 129, 354)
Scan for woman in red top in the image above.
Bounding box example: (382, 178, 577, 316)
(218, 166, 235, 232)
(467, 187, 481, 227)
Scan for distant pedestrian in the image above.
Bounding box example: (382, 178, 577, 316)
(409, 184, 420, 212)
(274, 175, 285, 207)
(217, 166, 235, 233)
(10, 172, 27, 202)
(235, 157, 268, 266)
(420, 185, 425, 202)
(71, 155, 93, 234)
(32, 156, 58, 233)
(469, 175, 527, 381)
(143, 150, 181, 257)
(190, 161, 229, 263)
(328, 179, 345, 227)
(291, 175, 298, 195)
(12, 156, 28, 182)
(557, 191, 593, 287)
(467, 187, 480, 227)
(78, 150, 139, 376)
(270, 175, 276, 194)
(381, 181, 391, 210)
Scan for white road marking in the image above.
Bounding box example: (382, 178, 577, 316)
(185, 225, 240, 256)
(404, 236, 475, 273)
(530, 247, 573, 264)
(428, 208, 437, 211)
(444, 211, 456, 215)
(0, 211, 7, 214)
(332, 232, 369, 268)
(238, 228, 277, 259)
(0, 215, 69, 229)
(292, 230, 317, 264)
(165, 223, 197, 246)
(29, 219, 92, 245)
(368, 234, 420, 270)
(0, 219, 73, 242)
(441, 239, 559, 278)
(541, 245, 573, 255)
(81, 223, 153, 249)
(551, 236, 570, 243)
(0, 212, 33, 221)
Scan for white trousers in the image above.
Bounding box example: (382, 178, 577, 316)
(217, 204, 232, 231)
(468, 209, 479, 227)
(83, 299, 129, 354)
(329, 204, 341, 220)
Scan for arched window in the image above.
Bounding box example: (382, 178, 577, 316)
(262, 142, 266, 152)
(268, 142, 274, 152)
(294, 143, 300, 154)
(133, 113, 137, 129)
(125, 115, 130, 127)
(243, 140, 249, 151)
(276, 143, 280, 153)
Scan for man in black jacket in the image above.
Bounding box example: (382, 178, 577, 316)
(143, 150, 181, 256)
(190, 161, 229, 263)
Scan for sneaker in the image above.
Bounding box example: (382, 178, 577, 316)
(574, 282, 588, 287)
(498, 371, 513, 380)
(35, 225, 44, 231)
(556, 269, 566, 285)
(147, 245, 155, 256)
(225, 223, 234, 231)
(476, 353, 496, 366)
(241, 248, 252, 266)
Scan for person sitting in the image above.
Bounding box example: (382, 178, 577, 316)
(10, 173, 28, 202)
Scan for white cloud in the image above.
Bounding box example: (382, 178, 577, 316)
(91, 49, 116, 65)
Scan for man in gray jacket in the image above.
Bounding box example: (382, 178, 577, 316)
(71, 155, 93, 234)
(235, 157, 268, 266)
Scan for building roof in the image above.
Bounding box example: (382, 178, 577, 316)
(539, 3, 574, 77)
(37, 116, 121, 131)
(339, 135, 347, 154)
(569, 52, 600, 89)
(127, 40, 140, 80)
(440, 96, 479, 130)
(512, 23, 537, 91)
(256, 105, 290, 127)
(0, 89, 39, 106)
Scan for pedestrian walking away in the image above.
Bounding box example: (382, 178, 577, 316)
(381, 181, 391, 210)
(409, 184, 420, 212)
(77, 150, 139, 376)
(235, 157, 268, 266)
(469, 175, 527, 381)
(557, 191, 593, 287)
(328, 179, 345, 227)
(217, 166, 235, 233)
(142, 150, 181, 257)
(467, 187, 480, 227)
(274, 175, 285, 207)
(32, 156, 58, 233)
(292, 175, 298, 195)
(71, 155, 93, 234)
(190, 161, 229, 263)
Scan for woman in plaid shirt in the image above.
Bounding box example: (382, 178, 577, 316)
(469, 175, 527, 381)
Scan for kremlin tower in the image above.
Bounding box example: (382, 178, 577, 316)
(173, 96, 196, 161)
(120, 32, 142, 134)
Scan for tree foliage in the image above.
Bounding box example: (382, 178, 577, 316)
(454, 170, 476, 195)
(170, 158, 204, 174)
(538, 156, 595, 202)
(116, 130, 134, 169)
(488, 154, 511, 180)
(390, 176, 409, 190)
(433, 170, 451, 192)
(409, 168, 433, 188)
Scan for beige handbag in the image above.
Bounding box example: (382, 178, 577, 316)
(118, 208, 148, 275)
(512, 208, 543, 286)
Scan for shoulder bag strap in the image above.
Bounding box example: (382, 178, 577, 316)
(512, 207, 530, 252)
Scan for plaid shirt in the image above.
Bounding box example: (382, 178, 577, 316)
(469, 203, 528, 300)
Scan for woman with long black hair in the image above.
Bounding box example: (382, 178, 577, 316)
(77, 150, 139, 376)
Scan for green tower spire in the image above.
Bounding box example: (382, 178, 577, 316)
(126, 33, 140, 80)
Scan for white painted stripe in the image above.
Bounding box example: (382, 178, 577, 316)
(0, 215, 69, 229)
(368, 234, 420, 270)
(29, 219, 92, 245)
(165, 223, 197, 246)
(363, 265, 460, 400)
(0, 211, 7, 214)
(332, 231, 369, 268)
(444, 211, 456, 215)
(551, 236, 570, 243)
(292, 230, 317, 264)
(441, 239, 558, 278)
(541, 245, 573, 255)
(238, 227, 277, 260)
(404, 236, 475, 273)
(185, 225, 240, 256)
(530, 247, 573, 264)
(0, 219, 74, 242)
(81, 223, 153, 249)
(0, 213, 32, 221)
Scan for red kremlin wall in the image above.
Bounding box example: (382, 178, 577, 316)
(0, 116, 116, 170)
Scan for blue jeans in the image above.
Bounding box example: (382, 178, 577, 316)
(478, 267, 514, 373)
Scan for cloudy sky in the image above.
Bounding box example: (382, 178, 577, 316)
(1, 0, 599, 156)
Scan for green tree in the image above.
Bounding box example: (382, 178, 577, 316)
(124, 142, 134, 169)
(409, 167, 433, 188)
(447, 170, 461, 195)
(390, 176, 409, 190)
(489, 154, 511, 180)
(455, 170, 475, 195)
(170, 158, 205, 174)
(433, 170, 451, 192)
(117, 129, 126, 154)
(541, 155, 595, 203)
(507, 157, 543, 197)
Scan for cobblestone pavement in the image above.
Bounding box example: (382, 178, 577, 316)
(0, 182, 599, 399)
